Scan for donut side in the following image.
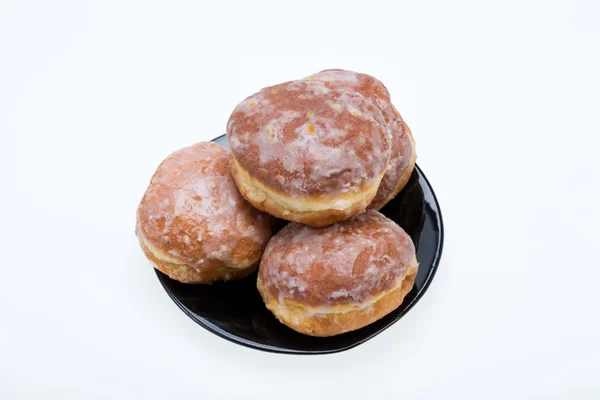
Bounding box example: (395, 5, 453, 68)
(136, 222, 260, 284)
(230, 155, 382, 227)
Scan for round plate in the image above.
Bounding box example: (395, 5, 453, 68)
(156, 134, 444, 354)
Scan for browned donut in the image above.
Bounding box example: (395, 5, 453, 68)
(136, 142, 278, 284)
(307, 69, 416, 210)
(227, 78, 392, 227)
(257, 210, 418, 336)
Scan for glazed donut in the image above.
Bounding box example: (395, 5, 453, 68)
(227, 78, 392, 227)
(136, 142, 278, 284)
(257, 210, 418, 336)
(307, 69, 416, 210)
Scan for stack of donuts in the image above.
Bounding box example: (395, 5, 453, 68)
(136, 69, 418, 337)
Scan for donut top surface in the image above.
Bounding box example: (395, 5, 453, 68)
(137, 142, 276, 266)
(259, 210, 416, 307)
(227, 78, 392, 197)
(309, 69, 413, 208)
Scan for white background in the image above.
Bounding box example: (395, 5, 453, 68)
(2, 0, 600, 398)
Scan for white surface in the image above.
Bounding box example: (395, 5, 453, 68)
(2, 0, 600, 398)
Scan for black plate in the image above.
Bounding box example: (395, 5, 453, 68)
(156, 134, 444, 354)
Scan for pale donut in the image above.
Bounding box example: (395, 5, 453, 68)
(257, 210, 418, 336)
(227, 78, 392, 227)
(136, 142, 278, 284)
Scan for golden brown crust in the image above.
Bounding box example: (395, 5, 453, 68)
(257, 262, 417, 337)
(230, 156, 381, 227)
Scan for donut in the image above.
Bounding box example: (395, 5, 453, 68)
(227, 78, 392, 227)
(307, 69, 417, 210)
(257, 210, 418, 336)
(136, 142, 278, 284)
